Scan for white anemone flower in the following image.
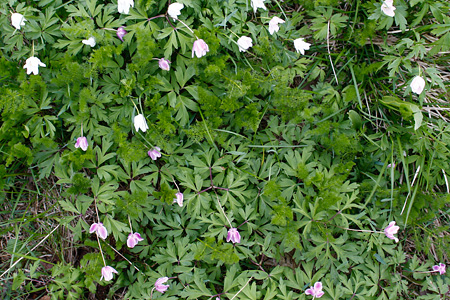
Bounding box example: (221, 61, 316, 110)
(167, 3, 184, 20)
(381, 0, 396, 17)
(118, 0, 134, 14)
(237, 36, 253, 52)
(82, 37, 96, 47)
(134, 114, 149, 132)
(293, 38, 311, 55)
(268, 16, 285, 35)
(251, 0, 266, 13)
(410, 76, 425, 95)
(23, 57, 46, 75)
(11, 13, 26, 30)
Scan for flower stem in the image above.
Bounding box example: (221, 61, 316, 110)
(96, 234, 106, 266)
(137, 130, 154, 149)
(128, 215, 133, 232)
(148, 14, 165, 21)
(104, 241, 141, 273)
(198, 186, 213, 194)
(94, 196, 100, 224)
(130, 98, 140, 114)
(237, 220, 248, 229)
(214, 190, 232, 228)
(175, 18, 197, 37)
(273, 0, 288, 20)
(230, 276, 253, 300)
(339, 226, 383, 234)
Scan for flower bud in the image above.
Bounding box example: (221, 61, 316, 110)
(117, 26, 127, 42)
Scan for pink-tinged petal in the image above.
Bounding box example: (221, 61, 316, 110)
(117, 26, 127, 41)
(192, 39, 209, 58)
(101, 266, 118, 281)
(384, 221, 399, 242)
(434, 263, 446, 275)
(155, 284, 169, 293)
(174, 192, 184, 207)
(226, 228, 241, 244)
(234, 231, 241, 243)
(134, 233, 144, 241)
(155, 277, 169, 285)
(155, 277, 170, 293)
(158, 58, 170, 71)
(97, 224, 108, 240)
(75, 137, 88, 151)
(89, 223, 98, 233)
(127, 233, 137, 248)
(381, 4, 396, 17)
(316, 291, 325, 298)
(148, 147, 162, 160)
(305, 281, 324, 298)
(268, 16, 285, 35)
(127, 232, 144, 248)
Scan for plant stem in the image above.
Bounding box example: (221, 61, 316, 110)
(104, 241, 141, 273)
(175, 18, 196, 36)
(94, 196, 100, 223)
(128, 215, 133, 232)
(96, 234, 106, 266)
(230, 276, 253, 300)
(214, 190, 232, 228)
(148, 14, 165, 21)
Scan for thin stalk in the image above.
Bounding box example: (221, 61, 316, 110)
(175, 18, 196, 36)
(128, 215, 133, 232)
(0, 224, 60, 279)
(214, 190, 232, 228)
(96, 235, 106, 266)
(104, 241, 141, 273)
(327, 20, 339, 85)
(230, 277, 253, 300)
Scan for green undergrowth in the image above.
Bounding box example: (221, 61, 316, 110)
(1, 0, 450, 299)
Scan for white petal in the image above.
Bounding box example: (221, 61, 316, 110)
(82, 37, 96, 47)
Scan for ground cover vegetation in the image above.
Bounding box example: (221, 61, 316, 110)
(1, 0, 450, 299)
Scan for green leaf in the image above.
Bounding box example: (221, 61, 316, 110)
(348, 110, 362, 130)
(12, 270, 26, 290)
(59, 200, 80, 214)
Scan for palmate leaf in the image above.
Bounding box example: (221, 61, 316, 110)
(179, 268, 213, 299)
(393, 3, 408, 31)
(175, 94, 198, 126)
(429, 31, 450, 56)
(91, 176, 119, 207)
(103, 215, 128, 241)
(310, 8, 348, 40)
(189, 191, 212, 217)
